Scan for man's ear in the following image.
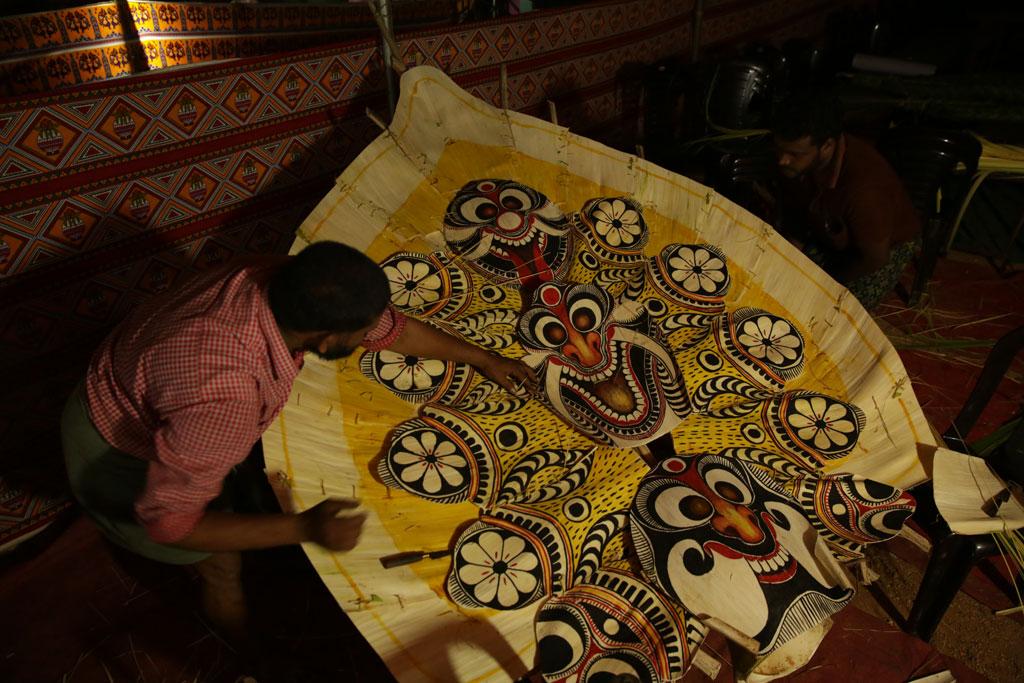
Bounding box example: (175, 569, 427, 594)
(820, 137, 837, 163)
(313, 332, 334, 354)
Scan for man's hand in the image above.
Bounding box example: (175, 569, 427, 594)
(476, 352, 539, 396)
(300, 498, 366, 552)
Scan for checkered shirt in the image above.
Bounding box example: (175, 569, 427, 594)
(86, 256, 404, 543)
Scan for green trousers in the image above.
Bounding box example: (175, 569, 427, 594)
(61, 380, 211, 565)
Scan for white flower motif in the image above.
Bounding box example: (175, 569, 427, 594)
(392, 430, 467, 493)
(384, 259, 441, 309)
(737, 316, 801, 366)
(667, 246, 726, 293)
(377, 350, 446, 391)
(787, 396, 857, 450)
(591, 199, 642, 247)
(457, 530, 539, 607)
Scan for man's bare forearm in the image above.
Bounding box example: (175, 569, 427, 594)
(383, 316, 536, 394)
(388, 317, 491, 366)
(170, 511, 307, 552)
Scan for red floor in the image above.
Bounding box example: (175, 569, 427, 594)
(876, 253, 1024, 441)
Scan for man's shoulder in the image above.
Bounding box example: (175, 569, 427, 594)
(151, 260, 281, 354)
(840, 135, 899, 186)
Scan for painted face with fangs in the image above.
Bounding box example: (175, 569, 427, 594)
(443, 179, 572, 291)
(517, 281, 689, 446)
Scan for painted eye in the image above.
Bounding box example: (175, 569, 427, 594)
(654, 485, 713, 528)
(698, 350, 723, 371)
(583, 654, 650, 682)
(494, 422, 527, 450)
(644, 298, 667, 316)
(536, 607, 588, 675)
(499, 188, 533, 211)
(533, 314, 567, 348)
(569, 298, 603, 332)
(461, 197, 498, 222)
(864, 507, 913, 537)
(578, 250, 599, 269)
(562, 496, 591, 522)
(681, 494, 713, 518)
(716, 482, 743, 502)
(579, 604, 642, 645)
(480, 286, 506, 304)
(705, 468, 753, 504)
(741, 423, 766, 443)
(851, 478, 900, 503)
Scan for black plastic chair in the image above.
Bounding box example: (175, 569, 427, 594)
(906, 324, 1024, 642)
(877, 128, 982, 306)
(705, 148, 778, 222)
(705, 59, 775, 132)
(683, 59, 777, 188)
(641, 58, 775, 180)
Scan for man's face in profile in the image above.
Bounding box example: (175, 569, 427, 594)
(774, 134, 835, 179)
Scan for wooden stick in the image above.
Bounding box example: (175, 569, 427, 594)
(499, 63, 510, 111)
(994, 605, 1024, 617)
(366, 0, 407, 74)
(366, 107, 390, 133)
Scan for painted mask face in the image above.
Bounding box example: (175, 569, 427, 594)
(804, 475, 917, 548)
(630, 454, 853, 654)
(536, 582, 671, 683)
(518, 281, 688, 446)
(444, 179, 571, 290)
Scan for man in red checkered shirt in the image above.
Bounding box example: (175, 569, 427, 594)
(61, 240, 535, 644)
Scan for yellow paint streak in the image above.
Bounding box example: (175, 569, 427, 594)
(279, 410, 294, 485)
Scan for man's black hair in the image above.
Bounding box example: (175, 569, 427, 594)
(772, 89, 843, 145)
(268, 241, 390, 332)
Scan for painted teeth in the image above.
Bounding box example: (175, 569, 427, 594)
(561, 363, 615, 382)
(496, 229, 535, 246)
(751, 547, 790, 574)
(559, 346, 618, 382)
(558, 375, 646, 422)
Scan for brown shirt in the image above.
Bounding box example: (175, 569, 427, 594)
(782, 134, 921, 257)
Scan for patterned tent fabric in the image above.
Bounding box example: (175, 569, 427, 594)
(262, 66, 932, 681)
(0, 475, 71, 552)
(0, 1, 454, 97)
